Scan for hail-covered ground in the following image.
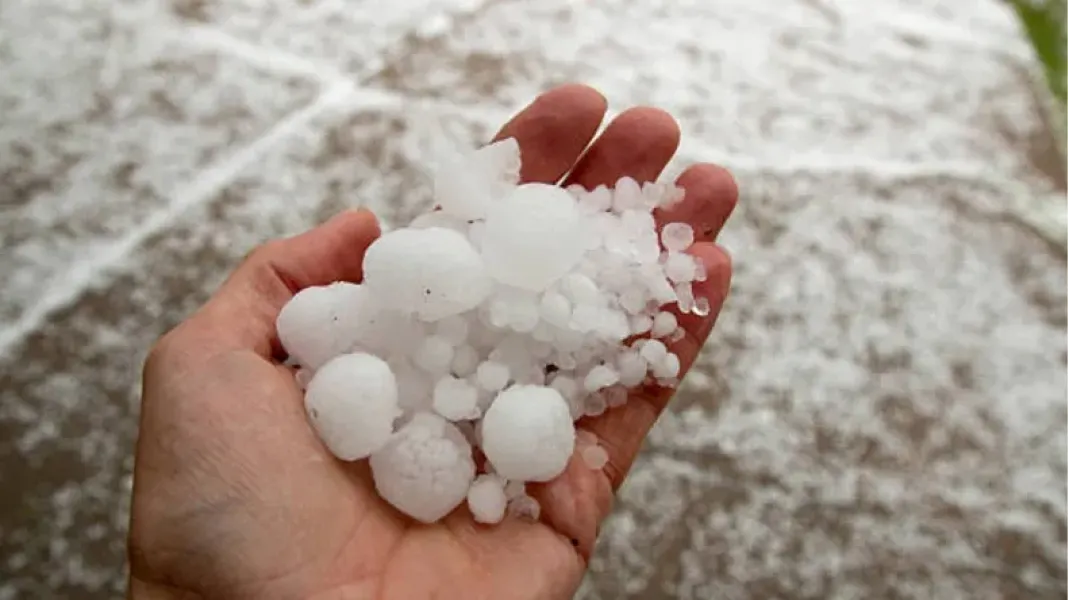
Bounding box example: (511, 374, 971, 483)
(0, 0, 1065, 598)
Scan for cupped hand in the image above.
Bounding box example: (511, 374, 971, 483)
(128, 84, 738, 600)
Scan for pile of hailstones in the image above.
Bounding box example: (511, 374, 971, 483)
(278, 138, 709, 525)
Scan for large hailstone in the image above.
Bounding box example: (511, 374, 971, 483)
(304, 353, 400, 460)
(370, 412, 476, 523)
(362, 227, 492, 322)
(480, 385, 575, 482)
(481, 183, 585, 291)
(434, 137, 521, 220)
(276, 282, 365, 369)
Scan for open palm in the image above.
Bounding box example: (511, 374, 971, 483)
(128, 84, 737, 600)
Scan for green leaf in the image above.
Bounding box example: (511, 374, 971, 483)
(1008, 0, 1066, 106)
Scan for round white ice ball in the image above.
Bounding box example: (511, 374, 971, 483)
(362, 227, 492, 322)
(466, 474, 508, 524)
(481, 183, 585, 291)
(480, 385, 575, 482)
(304, 353, 400, 461)
(370, 412, 476, 523)
(276, 282, 365, 370)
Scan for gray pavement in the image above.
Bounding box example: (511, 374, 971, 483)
(0, 0, 1065, 597)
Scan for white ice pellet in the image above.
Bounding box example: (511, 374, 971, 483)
(652, 352, 681, 379)
(640, 181, 666, 209)
(619, 287, 647, 315)
(475, 361, 510, 392)
(668, 326, 686, 343)
(598, 309, 631, 340)
(675, 282, 696, 313)
(562, 273, 600, 305)
(363, 227, 491, 322)
(570, 304, 601, 333)
(466, 474, 508, 524)
(639, 339, 668, 364)
(305, 353, 400, 461)
(629, 314, 653, 335)
(692, 251, 709, 279)
(480, 385, 575, 482)
(504, 479, 526, 500)
(451, 344, 480, 377)
(664, 252, 697, 283)
(508, 298, 540, 332)
(661, 222, 695, 252)
(584, 392, 607, 417)
(575, 429, 598, 448)
(616, 351, 648, 387)
(583, 364, 620, 392)
(549, 375, 579, 402)
(663, 185, 686, 208)
(581, 444, 610, 470)
(582, 184, 612, 212)
(531, 321, 556, 343)
(601, 262, 632, 288)
(507, 495, 541, 521)
(276, 282, 365, 370)
(646, 270, 678, 305)
(612, 177, 643, 212)
(370, 412, 475, 523)
(414, 335, 454, 375)
(620, 210, 654, 238)
(489, 298, 512, 328)
(650, 311, 678, 338)
(481, 183, 585, 291)
(433, 376, 480, 421)
(539, 291, 572, 328)
(693, 296, 712, 317)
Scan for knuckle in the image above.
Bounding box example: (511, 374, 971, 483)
(245, 239, 284, 267)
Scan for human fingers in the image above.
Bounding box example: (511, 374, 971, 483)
(492, 83, 607, 183)
(561, 107, 680, 189)
(655, 163, 739, 242)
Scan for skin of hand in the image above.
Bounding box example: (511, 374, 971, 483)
(128, 84, 738, 600)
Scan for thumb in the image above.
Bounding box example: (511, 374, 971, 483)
(196, 209, 381, 357)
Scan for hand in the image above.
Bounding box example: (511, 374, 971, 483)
(128, 84, 737, 600)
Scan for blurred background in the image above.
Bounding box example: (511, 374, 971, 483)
(1, 0, 1066, 598)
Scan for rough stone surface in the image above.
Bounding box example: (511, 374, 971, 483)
(0, 0, 1064, 598)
